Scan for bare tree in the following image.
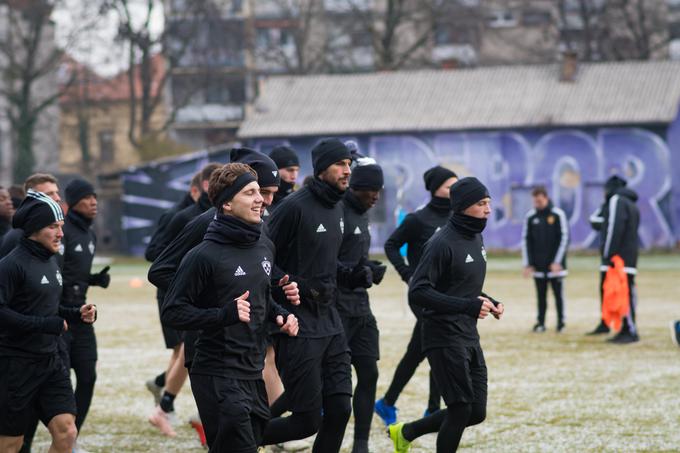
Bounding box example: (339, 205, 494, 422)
(0, 0, 102, 182)
(106, 0, 213, 151)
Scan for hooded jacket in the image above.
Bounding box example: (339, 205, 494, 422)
(596, 188, 640, 273)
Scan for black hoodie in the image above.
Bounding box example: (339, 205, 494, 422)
(61, 210, 98, 306)
(597, 187, 640, 272)
(521, 201, 569, 276)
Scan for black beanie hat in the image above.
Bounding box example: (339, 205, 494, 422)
(269, 146, 300, 169)
(449, 177, 490, 213)
(230, 147, 281, 188)
(311, 139, 351, 175)
(423, 166, 457, 196)
(65, 178, 95, 207)
(604, 175, 627, 198)
(350, 164, 384, 191)
(13, 190, 64, 236)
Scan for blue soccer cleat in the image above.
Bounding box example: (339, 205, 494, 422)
(375, 398, 398, 426)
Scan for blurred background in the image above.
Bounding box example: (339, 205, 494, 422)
(1, 0, 679, 256)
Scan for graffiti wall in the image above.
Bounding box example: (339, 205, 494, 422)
(249, 124, 678, 252)
(117, 124, 678, 255)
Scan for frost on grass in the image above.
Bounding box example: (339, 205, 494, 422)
(32, 256, 680, 452)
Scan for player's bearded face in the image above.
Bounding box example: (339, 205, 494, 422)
(224, 181, 264, 225)
(320, 159, 352, 191)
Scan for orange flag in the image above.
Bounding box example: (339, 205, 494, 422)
(602, 255, 630, 332)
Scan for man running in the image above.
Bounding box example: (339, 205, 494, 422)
(521, 186, 569, 332)
(60, 179, 111, 448)
(388, 177, 504, 453)
(261, 139, 353, 453)
(375, 165, 458, 424)
(0, 186, 14, 239)
(0, 191, 97, 453)
(161, 162, 299, 452)
(337, 162, 387, 453)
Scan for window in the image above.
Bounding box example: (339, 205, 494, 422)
(669, 22, 680, 40)
(486, 10, 518, 28)
(99, 130, 114, 164)
(434, 23, 476, 45)
(522, 10, 552, 26)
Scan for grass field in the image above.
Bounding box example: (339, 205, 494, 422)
(32, 254, 680, 452)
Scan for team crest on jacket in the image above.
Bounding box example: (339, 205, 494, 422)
(261, 258, 271, 276)
(481, 247, 487, 262)
(56, 270, 63, 286)
(88, 241, 95, 254)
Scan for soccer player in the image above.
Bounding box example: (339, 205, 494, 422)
(261, 139, 353, 453)
(0, 173, 63, 258)
(375, 165, 458, 424)
(161, 163, 299, 452)
(0, 186, 15, 238)
(144, 172, 200, 406)
(388, 177, 504, 453)
(269, 145, 300, 209)
(0, 191, 96, 453)
(337, 162, 387, 453)
(521, 186, 569, 332)
(60, 179, 111, 445)
(146, 163, 221, 435)
(587, 175, 640, 343)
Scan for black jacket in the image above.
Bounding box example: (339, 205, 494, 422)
(61, 210, 100, 306)
(0, 227, 22, 258)
(0, 238, 81, 358)
(521, 202, 569, 277)
(267, 180, 346, 338)
(337, 191, 372, 318)
(0, 218, 10, 238)
(409, 221, 490, 350)
(145, 193, 194, 262)
(593, 188, 640, 273)
(384, 197, 450, 284)
(161, 219, 289, 379)
(147, 192, 212, 261)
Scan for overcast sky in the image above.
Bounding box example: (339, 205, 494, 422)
(52, 0, 165, 77)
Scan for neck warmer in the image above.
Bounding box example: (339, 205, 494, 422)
(274, 180, 295, 204)
(427, 196, 451, 214)
(204, 212, 261, 247)
(308, 177, 344, 208)
(20, 236, 54, 261)
(67, 209, 93, 230)
(449, 212, 487, 238)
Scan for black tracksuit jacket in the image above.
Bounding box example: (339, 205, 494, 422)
(0, 227, 22, 258)
(0, 238, 81, 358)
(409, 221, 491, 351)
(161, 223, 289, 379)
(337, 191, 372, 318)
(145, 193, 194, 263)
(384, 197, 451, 284)
(266, 180, 346, 338)
(590, 188, 640, 272)
(147, 192, 212, 260)
(521, 202, 569, 277)
(61, 210, 98, 306)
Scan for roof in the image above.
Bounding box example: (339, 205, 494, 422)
(60, 54, 165, 104)
(238, 60, 680, 138)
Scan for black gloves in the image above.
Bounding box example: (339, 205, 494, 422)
(367, 260, 387, 285)
(89, 266, 111, 288)
(349, 265, 373, 289)
(295, 275, 336, 305)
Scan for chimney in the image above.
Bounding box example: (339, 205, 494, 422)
(560, 50, 578, 82)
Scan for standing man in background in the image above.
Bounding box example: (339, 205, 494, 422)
(522, 186, 569, 333)
(375, 165, 458, 424)
(60, 179, 111, 451)
(587, 175, 640, 344)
